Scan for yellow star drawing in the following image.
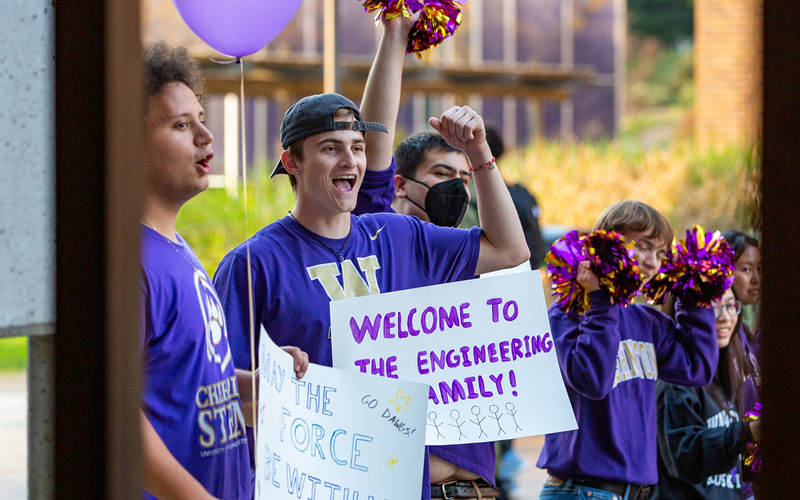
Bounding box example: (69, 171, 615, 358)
(386, 456, 399, 469)
(389, 388, 411, 412)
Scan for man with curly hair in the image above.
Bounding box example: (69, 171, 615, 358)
(138, 40, 307, 499)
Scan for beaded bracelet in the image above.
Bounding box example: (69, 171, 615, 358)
(469, 156, 496, 172)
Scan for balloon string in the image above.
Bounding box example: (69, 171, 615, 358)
(238, 58, 258, 486)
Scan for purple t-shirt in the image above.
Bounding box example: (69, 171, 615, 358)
(354, 163, 498, 488)
(355, 160, 397, 215)
(215, 211, 481, 368)
(537, 289, 718, 486)
(740, 324, 761, 412)
(214, 211, 482, 500)
(140, 226, 250, 499)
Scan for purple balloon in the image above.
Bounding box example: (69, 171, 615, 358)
(172, 0, 303, 58)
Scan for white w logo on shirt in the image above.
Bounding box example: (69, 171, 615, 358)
(306, 255, 382, 301)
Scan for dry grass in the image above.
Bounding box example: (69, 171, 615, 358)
(499, 139, 754, 237)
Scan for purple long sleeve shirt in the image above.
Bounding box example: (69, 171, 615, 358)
(537, 289, 718, 485)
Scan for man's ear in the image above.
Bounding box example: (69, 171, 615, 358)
(281, 150, 301, 175)
(394, 174, 407, 198)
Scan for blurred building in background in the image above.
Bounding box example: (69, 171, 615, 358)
(142, 0, 627, 189)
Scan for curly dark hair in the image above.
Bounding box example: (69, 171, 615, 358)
(142, 40, 205, 100)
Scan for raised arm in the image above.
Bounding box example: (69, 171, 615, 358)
(360, 13, 417, 171)
(141, 411, 218, 500)
(429, 106, 529, 274)
(654, 301, 718, 386)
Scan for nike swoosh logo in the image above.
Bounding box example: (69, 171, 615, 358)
(369, 225, 386, 240)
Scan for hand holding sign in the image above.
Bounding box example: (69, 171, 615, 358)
(280, 345, 309, 379)
(257, 328, 429, 500)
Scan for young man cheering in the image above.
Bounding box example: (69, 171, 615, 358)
(139, 41, 307, 500)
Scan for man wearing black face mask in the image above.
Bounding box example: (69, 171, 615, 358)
(354, 123, 479, 230)
(392, 132, 472, 227)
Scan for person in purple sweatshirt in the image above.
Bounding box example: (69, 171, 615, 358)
(536, 200, 719, 500)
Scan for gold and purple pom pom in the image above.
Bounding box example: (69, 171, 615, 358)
(668, 225, 736, 307)
(546, 230, 642, 314)
(585, 230, 642, 308)
(546, 230, 590, 314)
(642, 244, 676, 305)
(360, 0, 466, 55)
(361, 0, 420, 20)
(743, 403, 762, 473)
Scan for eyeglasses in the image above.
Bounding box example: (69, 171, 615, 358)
(712, 300, 742, 318)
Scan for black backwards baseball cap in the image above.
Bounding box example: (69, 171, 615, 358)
(270, 93, 389, 177)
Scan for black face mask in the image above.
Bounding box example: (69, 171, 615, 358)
(405, 177, 469, 227)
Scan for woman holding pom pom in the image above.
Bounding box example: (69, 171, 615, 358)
(537, 200, 719, 500)
(721, 230, 763, 500)
(654, 287, 760, 500)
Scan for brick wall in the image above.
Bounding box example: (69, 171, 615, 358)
(695, 0, 762, 148)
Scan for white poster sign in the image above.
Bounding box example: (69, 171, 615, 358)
(256, 328, 429, 500)
(331, 271, 577, 445)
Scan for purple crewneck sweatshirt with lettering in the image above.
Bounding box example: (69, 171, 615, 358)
(537, 289, 718, 485)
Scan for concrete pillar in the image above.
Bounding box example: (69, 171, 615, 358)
(1, 1, 56, 496)
(28, 335, 54, 499)
(323, 0, 340, 93)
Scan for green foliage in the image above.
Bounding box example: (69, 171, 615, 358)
(0, 337, 27, 371)
(736, 139, 762, 233)
(619, 107, 687, 149)
(628, 42, 694, 111)
(628, 0, 694, 46)
(177, 165, 296, 275)
(649, 46, 694, 106)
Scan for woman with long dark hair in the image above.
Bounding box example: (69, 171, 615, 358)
(719, 231, 762, 500)
(721, 231, 762, 385)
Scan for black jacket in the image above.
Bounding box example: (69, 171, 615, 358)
(653, 380, 752, 500)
